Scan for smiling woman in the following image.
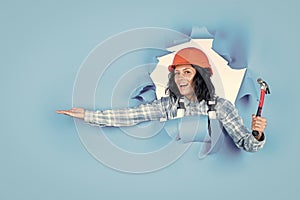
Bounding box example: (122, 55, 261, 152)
(174, 65, 197, 100)
(56, 47, 267, 152)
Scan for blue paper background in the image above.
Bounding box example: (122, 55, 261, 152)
(1, 0, 299, 199)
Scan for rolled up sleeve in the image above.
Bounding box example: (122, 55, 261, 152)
(217, 98, 266, 152)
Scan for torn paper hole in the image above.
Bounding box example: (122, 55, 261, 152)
(150, 39, 246, 105)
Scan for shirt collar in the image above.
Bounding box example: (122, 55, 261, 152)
(183, 96, 199, 106)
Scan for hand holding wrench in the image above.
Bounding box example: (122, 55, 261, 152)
(252, 78, 270, 137)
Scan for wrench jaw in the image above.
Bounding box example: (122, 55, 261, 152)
(264, 83, 270, 94)
(257, 78, 271, 94)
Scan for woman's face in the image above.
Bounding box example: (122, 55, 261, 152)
(174, 65, 196, 101)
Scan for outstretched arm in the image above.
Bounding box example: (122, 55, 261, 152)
(56, 98, 168, 127)
(56, 108, 85, 120)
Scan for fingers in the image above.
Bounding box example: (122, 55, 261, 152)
(56, 110, 66, 114)
(56, 109, 73, 116)
(252, 114, 267, 133)
(56, 108, 85, 119)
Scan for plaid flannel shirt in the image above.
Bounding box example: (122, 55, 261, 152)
(84, 96, 265, 152)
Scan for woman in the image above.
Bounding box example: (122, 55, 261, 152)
(57, 47, 267, 152)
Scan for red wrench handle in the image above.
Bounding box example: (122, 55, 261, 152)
(256, 89, 266, 116)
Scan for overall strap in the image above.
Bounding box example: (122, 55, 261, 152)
(207, 97, 217, 136)
(198, 96, 224, 159)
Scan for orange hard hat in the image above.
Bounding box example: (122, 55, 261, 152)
(168, 47, 212, 75)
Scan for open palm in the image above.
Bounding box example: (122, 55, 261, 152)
(56, 108, 85, 119)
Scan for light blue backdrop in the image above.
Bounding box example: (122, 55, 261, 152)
(1, 0, 299, 199)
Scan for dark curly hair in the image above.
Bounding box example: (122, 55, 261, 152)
(165, 65, 215, 102)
